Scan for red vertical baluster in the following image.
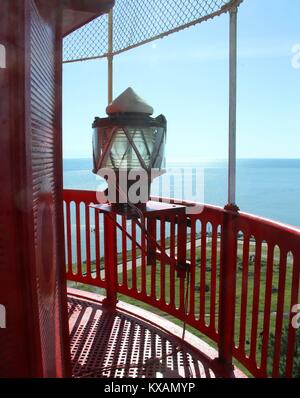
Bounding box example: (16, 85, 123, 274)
(148, 217, 157, 300)
(85, 203, 91, 279)
(94, 208, 101, 282)
(147, 215, 156, 267)
(169, 215, 176, 310)
(210, 223, 218, 332)
(260, 243, 275, 375)
(238, 233, 250, 354)
(122, 215, 128, 289)
(250, 239, 262, 363)
(160, 216, 166, 305)
(66, 201, 73, 276)
(75, 202, 82, 277)
(141, 216, 147, 296)
(272, 250, 287, 378)
(189, 218, 196, 319)
(103, 213, 118, 306)
(132, 219, 137, 292)
(200, 221, 207, 324)
(177, 211, 187, 313)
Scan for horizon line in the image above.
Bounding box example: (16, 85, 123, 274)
(62, 157, 300, 161)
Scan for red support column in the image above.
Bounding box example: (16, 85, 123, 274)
(214, 205, 239, 374)
(103, 213, 118, 306)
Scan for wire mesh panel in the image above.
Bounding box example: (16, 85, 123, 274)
(63, 0, 243, 63)
(63, 14, 109, 62)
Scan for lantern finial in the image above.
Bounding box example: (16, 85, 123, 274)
(106, 87, 154, 115)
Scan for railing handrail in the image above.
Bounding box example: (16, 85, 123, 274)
(64, 189, 300, 238)
(153, 194, 300, 235)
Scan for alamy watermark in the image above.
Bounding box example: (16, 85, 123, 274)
(0, 304, 6, 329)
(291, 304, 300, 329)
(96, 167, 204, 215)
(291, 43, 300, 69)
(0, 44, 6, 69)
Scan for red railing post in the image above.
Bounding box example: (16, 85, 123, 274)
(103, 213, 118, 306)
(215, 205, 238, 373)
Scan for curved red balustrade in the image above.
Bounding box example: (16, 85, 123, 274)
(63, 189, 300, 378)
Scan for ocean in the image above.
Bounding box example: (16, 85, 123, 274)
(63, 158, 300, 228)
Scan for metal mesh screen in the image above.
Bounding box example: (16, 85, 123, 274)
(63, 0, 243, 63)
(63, 14, 109, 62)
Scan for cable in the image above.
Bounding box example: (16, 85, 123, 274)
(76, 182, 191, 378)
(115, 182, 179, 268)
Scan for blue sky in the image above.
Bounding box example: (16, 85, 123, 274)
(63, 0, 300, 160)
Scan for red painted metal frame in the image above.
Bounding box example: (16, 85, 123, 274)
(0, 0, 73, 378)
(63, 189, 300, 378)
(0, 0, 116, 378)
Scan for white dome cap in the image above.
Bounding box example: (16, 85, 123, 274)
(106, 87, 154, 115)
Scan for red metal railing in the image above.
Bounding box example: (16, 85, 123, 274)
(63, 189, 300, 378)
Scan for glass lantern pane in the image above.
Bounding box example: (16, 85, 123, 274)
(108, 127, 157, 170)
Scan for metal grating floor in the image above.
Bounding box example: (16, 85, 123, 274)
(68, 291, 245, 378)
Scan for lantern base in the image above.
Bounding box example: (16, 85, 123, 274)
(110, 202, 147, 218)
(90, 201, 189, 278)
(91, 200, 186, 220)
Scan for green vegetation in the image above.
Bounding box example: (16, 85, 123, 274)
(258, 326, 300, 378)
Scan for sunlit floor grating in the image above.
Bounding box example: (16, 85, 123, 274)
(68, 290, 245, 379)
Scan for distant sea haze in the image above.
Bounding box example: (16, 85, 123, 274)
(63, 158, 300, 228)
